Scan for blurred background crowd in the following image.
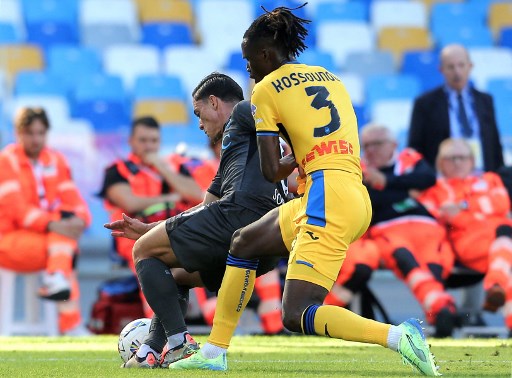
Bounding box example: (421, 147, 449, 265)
(0, 0, 511, 338)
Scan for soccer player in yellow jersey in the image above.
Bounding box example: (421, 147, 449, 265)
(172, 5, 441, 376)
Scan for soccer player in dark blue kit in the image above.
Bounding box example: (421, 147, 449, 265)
(105, 72, 289, 368)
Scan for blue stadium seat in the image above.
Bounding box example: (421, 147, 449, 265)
(495, 98, 512, 138)
(74, 74, 126, 103)
(344, 50, 395, 80)
(47, 45, 102, 90)
(431, 3, 485, 37)
(225, 51, 246, 73)
(299, 49, 337, 72)
(353, 104, 368, 129)
(71, 100, 130, 133)
(22, 0, 78, 24)
(365, 74, 422, 110)
(401, 50, 443, 91)
(134, 75, 186, 100)
(466, 0, 505, 18)
(0, 23, 20, 43)
(160, 124, 209, 149)
(14, 71, 67, 96)
(487, 78, 512, 104)
(500, 27, 512, 49)
(26, 21, 78, 48)
(316, 1, 368, 22)
(141, 22, 194, 49)
(433, 25, 493, 49)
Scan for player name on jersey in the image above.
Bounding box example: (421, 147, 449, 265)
(271, 70, 341, 93)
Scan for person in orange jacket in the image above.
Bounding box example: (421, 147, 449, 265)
(326, 124, 457, 337)
(419, 138, 512, 331)
(99, 116, 213, 317)
(0, 107, 91, 334)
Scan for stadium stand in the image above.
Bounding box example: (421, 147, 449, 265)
(1, 0, 511, 337)
(344, 50, 395, 80)
(103, 44, 161, 90)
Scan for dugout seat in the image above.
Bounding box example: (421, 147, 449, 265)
(0, 268, 58, 336)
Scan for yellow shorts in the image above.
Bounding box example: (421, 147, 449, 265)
(279, 170, 372, 291)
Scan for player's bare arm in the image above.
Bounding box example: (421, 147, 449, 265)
(257, 135, 297, 182)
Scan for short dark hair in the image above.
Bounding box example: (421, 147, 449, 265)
(14, 107, 50, 133)
(244, 4, 310, 58)
(131, 116, 160, 135)
(192, 72, 244, 103)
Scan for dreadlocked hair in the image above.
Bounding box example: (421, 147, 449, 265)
(244, 3, 311, 58)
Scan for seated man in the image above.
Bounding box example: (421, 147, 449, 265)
(99, 116, 210, 316)
(327, 124, 457, 337)
(419, 138, 512, 332)
(0, 107, 91, 335)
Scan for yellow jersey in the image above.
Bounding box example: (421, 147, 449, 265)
(252, 63, 361, 176)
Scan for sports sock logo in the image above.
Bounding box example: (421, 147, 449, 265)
(236, 269, 251, 312)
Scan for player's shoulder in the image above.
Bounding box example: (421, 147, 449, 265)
(230, 100, 254, 130)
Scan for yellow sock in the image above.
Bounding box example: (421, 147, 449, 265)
(207, 264, 256, 348)
(302, 304, 390, 347)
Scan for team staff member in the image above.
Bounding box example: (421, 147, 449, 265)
(100, 116, 210, 316)
(408, 44, 503, 172)
(174, 6, 440, 376)
(0, 107, 91, 335)
(419, 138, 512, 333)
(327, 124, 457, 337)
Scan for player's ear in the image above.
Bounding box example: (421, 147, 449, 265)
(209, 95, 218, 110)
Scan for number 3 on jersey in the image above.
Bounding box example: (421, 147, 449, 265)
(305, 86, 341, 138)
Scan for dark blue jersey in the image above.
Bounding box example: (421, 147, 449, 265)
(207, 100, 287, 215)
(368, 159, 436, 225)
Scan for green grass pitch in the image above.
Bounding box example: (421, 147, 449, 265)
(0, 335, 510, 377)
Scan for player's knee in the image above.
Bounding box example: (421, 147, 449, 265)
(230, 228, 257, 259)
(132, 238, 148, 264)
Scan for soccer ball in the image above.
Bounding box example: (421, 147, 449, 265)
(117, 318, 152, 362)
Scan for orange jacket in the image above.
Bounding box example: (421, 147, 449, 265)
(418, 172, 510, 240)
(104, 153, 173, 224)
(166, 153, 217, 193)
(0, 144, 91, 235)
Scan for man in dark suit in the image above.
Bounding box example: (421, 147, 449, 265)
(408, 44, 503, 172)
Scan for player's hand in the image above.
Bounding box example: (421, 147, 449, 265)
(103, 213, 150, 240)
